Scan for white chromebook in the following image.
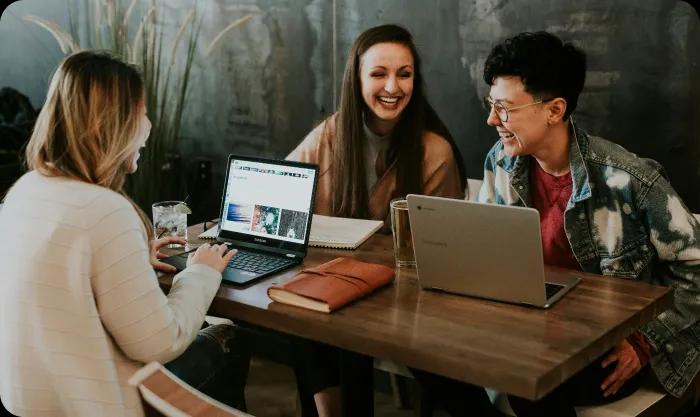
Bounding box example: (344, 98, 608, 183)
(406, 195, 581, 308)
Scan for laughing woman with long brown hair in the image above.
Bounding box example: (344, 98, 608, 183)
(286, 24, 467, 417)
(288, 24, 466, 225)
(0, 51, 241, 417)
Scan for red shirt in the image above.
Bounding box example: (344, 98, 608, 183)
(529, 159, 652, 363)
(529, 160, 580, 270)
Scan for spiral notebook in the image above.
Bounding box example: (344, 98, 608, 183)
(199, 214, 383, 250)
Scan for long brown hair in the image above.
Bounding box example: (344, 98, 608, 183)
(25, 50, 153, 239)
(331, 24, 466, 218)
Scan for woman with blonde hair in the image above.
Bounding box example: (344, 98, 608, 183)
(0, 50, 241, 417)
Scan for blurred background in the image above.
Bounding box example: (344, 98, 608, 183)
(1, 0, 698, 224)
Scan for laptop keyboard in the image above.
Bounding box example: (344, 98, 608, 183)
(545, 282, 565, 300)
(228, 250, 295, 274)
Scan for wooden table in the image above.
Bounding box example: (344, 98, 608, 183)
(160, 223, 672, 402)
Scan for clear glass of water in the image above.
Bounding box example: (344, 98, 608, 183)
(152, 201, 188, 247)
(390, 198, 416, 268)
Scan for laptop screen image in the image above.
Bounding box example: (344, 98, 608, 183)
(218, 156, 318, 256)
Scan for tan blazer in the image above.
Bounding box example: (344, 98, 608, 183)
(287, 116, 465, 226)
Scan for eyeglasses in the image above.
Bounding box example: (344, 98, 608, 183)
(482, 96, 554, 122)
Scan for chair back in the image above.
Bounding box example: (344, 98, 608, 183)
(129, 362, 253, 417)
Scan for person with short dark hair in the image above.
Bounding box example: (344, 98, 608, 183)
(478, 30, 700, 416)
(414, 30, 700, 417)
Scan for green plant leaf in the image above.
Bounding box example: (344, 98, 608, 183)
(33, 0, 244, 212)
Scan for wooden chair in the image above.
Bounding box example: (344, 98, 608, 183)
(129, 362, 254, 417)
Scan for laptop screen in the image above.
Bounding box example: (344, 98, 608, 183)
(218, 155, 318, 255)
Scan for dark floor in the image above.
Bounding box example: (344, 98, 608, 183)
(244, 358, 700, 417)
(0, 357, 413, 417)
(3, 357, 696, 417)
(245, 357, 415, 417)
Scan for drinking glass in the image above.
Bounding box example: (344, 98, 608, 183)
(152, 201, 188, 247)
(390, 198, 416, 267)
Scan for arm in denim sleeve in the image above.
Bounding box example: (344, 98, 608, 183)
(639, 174, 700, 349)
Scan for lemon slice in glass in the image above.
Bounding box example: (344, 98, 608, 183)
(173, 202, 192, 214)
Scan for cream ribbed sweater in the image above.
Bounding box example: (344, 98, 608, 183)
(0, 171, 222, 417)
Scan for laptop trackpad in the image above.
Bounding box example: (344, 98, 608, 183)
(222, 268, 262, 285)
(161, 251, 191, 271)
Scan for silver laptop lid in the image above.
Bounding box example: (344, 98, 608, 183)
(407, 195, 549, 307)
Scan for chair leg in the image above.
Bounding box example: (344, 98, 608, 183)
(390, 373, 412, 409)
(229, 352, 251, 411)
(414, 384, 434, 417)
(340, 351, 374, 417)
(293, 371, 320, 417)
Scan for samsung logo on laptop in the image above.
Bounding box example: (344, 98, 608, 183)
(253, 237, 267, 243)
(422, 239, 447, 247)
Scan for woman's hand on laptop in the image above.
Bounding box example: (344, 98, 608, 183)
(150, 236, 187, 272)
(187, 243, 238, 273)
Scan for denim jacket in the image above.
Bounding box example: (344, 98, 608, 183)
(477, 124, 700, 397)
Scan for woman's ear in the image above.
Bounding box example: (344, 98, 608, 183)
(547, 98, 568, 124)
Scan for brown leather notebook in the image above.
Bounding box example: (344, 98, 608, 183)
(267, 257, 395, 313)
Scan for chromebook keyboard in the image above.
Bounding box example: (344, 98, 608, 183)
(228, 250, 295, 274)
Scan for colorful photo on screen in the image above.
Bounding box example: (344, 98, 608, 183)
(278, 209, 308, 240)
(251, 205, 280, 235)
(223, 203, 253, 233)
(226, 202, 253, 223)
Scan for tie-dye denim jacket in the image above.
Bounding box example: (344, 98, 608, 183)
(477, 125, 700, 397)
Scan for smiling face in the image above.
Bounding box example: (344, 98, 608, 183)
(486, 76, 552, 157)
(126, 102, 152, 173)
(359, 42, 414, 134)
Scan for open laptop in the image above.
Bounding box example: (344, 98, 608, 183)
(163, 155, 318, 286)
(406, 195, 581, 308)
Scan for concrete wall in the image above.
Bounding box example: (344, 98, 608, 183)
(1, 0, 698, 212)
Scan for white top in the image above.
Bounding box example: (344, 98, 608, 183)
(0, 171, 222, 417)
